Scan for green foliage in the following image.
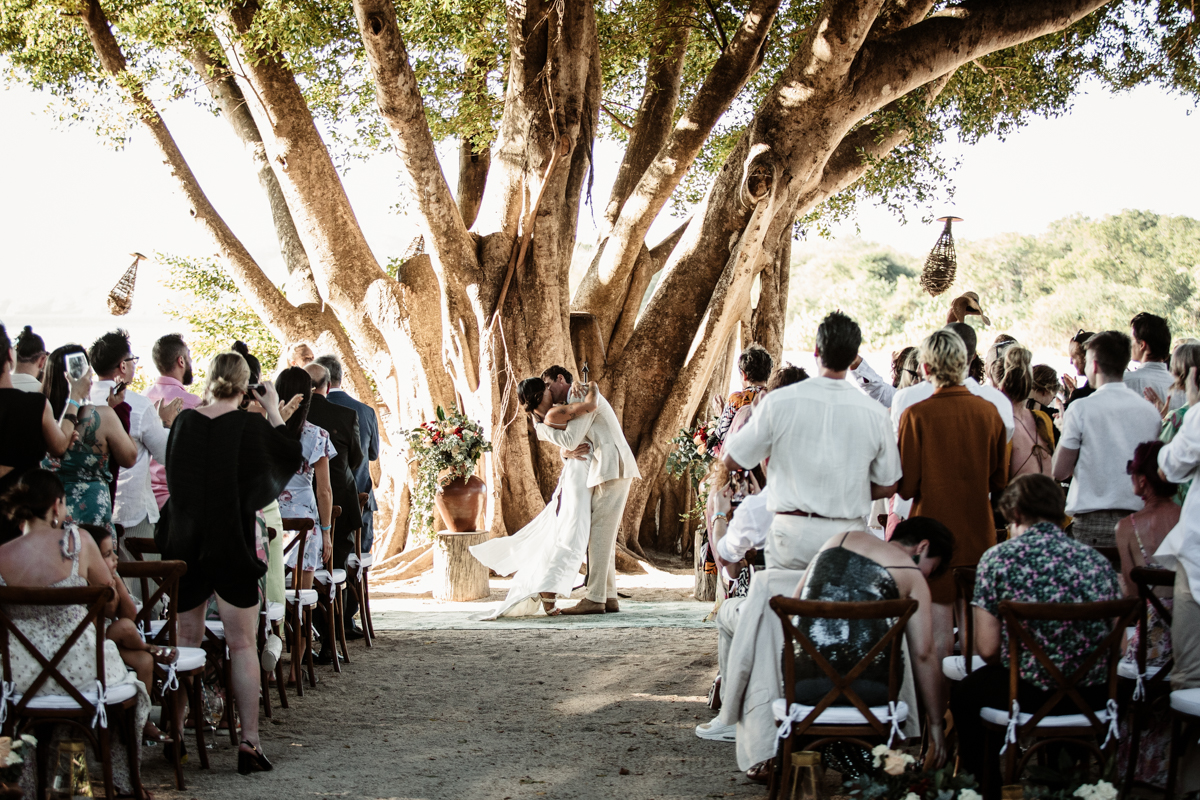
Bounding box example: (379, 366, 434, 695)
(786, 210, 1200, 354)
(405, 405, 493, 536)
(157, 252, 280, 382)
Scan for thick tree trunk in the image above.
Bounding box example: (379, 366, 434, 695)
(751, 232, 791, 365)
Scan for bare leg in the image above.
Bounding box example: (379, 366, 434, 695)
(214, 595, 263, 751)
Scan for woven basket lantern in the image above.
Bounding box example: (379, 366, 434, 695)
(920, 216, 962, 297)
(107, 252, 145, 316)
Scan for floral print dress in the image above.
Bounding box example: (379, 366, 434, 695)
(280, 422, 337, 571)
(40, 406, 113, 534)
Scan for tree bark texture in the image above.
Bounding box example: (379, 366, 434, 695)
(433, 532, 491, 601)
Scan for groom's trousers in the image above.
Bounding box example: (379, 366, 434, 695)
(586, 478, 633, 603)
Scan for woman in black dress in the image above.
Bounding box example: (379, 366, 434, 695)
(158, 350, 301, 774)
(0, 323, 86, 543)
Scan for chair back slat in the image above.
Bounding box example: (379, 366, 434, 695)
(123, 537, 159, 561)
(116, 560, 186, 648)
(281, 518, 312, 600)
(1129, 566, 1176, 689)
(954, 567, 978, 676)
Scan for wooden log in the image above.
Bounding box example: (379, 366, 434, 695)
(433, 531, 490, 602)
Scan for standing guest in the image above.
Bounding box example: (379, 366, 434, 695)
(1125, 312, 1174, 408)
(87, 330, 181, 542)
(0, 323, 80, 543)
(1028, 365, 1060, 419)
(848, 346, 917, 408)
(950, 474, 1121, 782)
(993, 345, 1055, 478)
(1053, 331, 1161, 547)
(41, 346, 137, 535)
(1151, 343, 1200, 435)
(1062, 329, 1097, 409)
(145, 333, 200, 510)
(12, 326, 47, 392)
(897, 328, 1009, 665)
(722, 311, 901, 570)
(317, 354, 379, 640)
(159, 351, 301, 774)
(712, 344, 772, 452)
(286, 342, 316, 368)
(302, 362, 362, 663)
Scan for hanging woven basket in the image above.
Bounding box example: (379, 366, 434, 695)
(107, 253, 145, 316)
(920, 217, 962, 297)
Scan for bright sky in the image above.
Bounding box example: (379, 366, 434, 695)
(1, 77, 1198, 367)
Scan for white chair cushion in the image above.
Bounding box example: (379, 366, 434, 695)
(942, 655, 987, 681)
(175, 646, 206, 672)
(1170, 687, 1200, 717)
(285, 589, 319, 606)
(792, 700, 908, 726)
(314, 569, 347, 585)
(1118, 660, 1139, 681)
(265, 601, 285, 622)
(205, 621, 225, 639)
(17, 681, 138, 710)
(980, 705, 1111, 728)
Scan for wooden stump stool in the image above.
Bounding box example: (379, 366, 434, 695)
(433, 531, 490, 601)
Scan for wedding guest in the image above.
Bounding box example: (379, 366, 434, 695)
(1053, 331, 1161, 547)
(723, 311, 901, 570)
(950, 473, 1120, 781)
(12, 325, 47, 393)
(1028, 365, 1060, 420)
(993, 345, 1055, 478)
(848, 346, 915, 408)
(317, 354, 379, 639)
(897, 328, 1008, 665)
(1152, 343, 1200, 436)
(286, 342, 316, 368)
(1062, 329, 1096, 409)
(160, 351, 301, 774)
(0, 470, 150, 795)
(0, 323, 80, 543)
(712, 344, 772, 452)
(88, 330, 180, 542)
(145, 333, 200, 510)
(1125, 312, 1174, 408)
(41, 346, 138, 535)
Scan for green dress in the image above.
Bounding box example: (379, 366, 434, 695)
(1161, 405, 1191, 505)
(40, 406, 113, 534)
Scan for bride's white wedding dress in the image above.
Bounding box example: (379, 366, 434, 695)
(469, 441, 592, 619)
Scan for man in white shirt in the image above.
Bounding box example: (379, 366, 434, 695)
(1053, 330, 1162, 547)
(1124, 312, 1176, 408)
(87, 331, 181, 542)
(848, 354, 898, 407)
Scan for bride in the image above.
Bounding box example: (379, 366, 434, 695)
(470, 377, 599, 618)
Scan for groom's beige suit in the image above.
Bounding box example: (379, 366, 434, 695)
(535, 389, 640, 603)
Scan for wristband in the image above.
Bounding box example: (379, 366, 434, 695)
(67, 398, 81, 409)
(320, 524, 331, 531)
(713, 512, 727, 521)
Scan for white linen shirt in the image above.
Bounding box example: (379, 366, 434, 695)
(1124, 362, 1180, 409)
(715, 492, 773, 563)
(90, 381, 170, 527)
(1156, 407, 1200, 593)
(1058, 381, 1162, 515)
(724, 376, 901, 519)
(891, 377, 1014, 441)
(850, 359, 895, 408)
(10, 373, 42, 393)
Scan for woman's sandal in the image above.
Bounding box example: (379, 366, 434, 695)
(143, 723, 173, 747)
(746, 759, 773, 785)
(148, 645, 179, 665)
(238, 740, 273, 774)
(540, 594, 561, 617)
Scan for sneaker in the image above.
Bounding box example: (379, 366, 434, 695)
(695, 716, 737, 742)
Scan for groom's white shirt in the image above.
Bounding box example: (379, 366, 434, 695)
(535, 389, 640, 487)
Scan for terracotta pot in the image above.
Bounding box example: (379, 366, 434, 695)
(434, 475, 486, 532)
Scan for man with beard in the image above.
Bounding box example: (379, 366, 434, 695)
(146, 333, 200, 510)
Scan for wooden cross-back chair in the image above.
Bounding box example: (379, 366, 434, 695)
(980, 598, 1140, 792)
(261, 527, 288, 716)
(768, 596, 917, 800)
(0, 585, 146, 800)
(116, 559, 209, 788)
(344, 491, 374, 647)
(281, 518, 318, 693)
(312, 506, 349, 673)
(1120, 566, 1175, 796)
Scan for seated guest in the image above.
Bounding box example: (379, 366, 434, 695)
(790, 517, 954, 772)
(950, 474, 1120, 781)
(0, 323, 80, 543)
(41, 346, 138, 535)
(11, 326, 47, 393)
(711, 344, 772, 454)
(0, 471, 149, 795)
(898, 328, 1008, 664)
(1052, 331, 1161, 547)
(993, 345, 1055, 478)
(1114, 441, 1178, 787)
(1125, 312, 1174, 409)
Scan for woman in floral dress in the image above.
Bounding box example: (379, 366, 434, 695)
(39, 346, 136, 533)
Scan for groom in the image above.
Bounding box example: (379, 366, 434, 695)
(537, 365, 640, 614)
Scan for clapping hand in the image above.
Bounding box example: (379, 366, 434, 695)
(1060, 373, 1077, 399)
(156, 397, 183, 428)
(1144, 387, 1169, 418)
(278, 394, 303, 422)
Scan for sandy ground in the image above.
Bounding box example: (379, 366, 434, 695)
(138, 627, 777, 800)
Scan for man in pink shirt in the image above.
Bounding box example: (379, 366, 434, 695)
(144, 334, 201, 509)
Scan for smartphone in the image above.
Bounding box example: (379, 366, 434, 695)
(111, 380, 127, 396)
(250, 384, 268, 397)
(65, 352, 88, 381)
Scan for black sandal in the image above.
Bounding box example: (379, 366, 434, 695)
(238, 741, 273, 774)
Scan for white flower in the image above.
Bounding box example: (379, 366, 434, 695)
(959, 790, 983, 800)
(871, 743, 889, 767)
(1077, 782, 1116, 800)
(4, 750, 21, 767)
(905, 793, 921, 800)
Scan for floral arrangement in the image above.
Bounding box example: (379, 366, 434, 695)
(0, 735, 34, 782)
(665, 418, 718, 521)
(406, 405, 492, 535)
(1024, 751, 1118, 800)
(844, 746, 980, 800)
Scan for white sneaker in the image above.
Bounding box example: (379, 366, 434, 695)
(695, 716, 737, 742)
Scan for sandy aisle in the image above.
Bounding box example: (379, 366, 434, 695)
(141, 628, 770, 800)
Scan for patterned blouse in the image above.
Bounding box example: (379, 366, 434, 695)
(713, 385, 767, 452)
(973, 521, 1120, 691)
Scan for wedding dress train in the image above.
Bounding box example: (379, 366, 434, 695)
(469, 454, 592, 619)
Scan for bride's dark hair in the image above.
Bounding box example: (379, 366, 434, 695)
(518, 377, 547, 413)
